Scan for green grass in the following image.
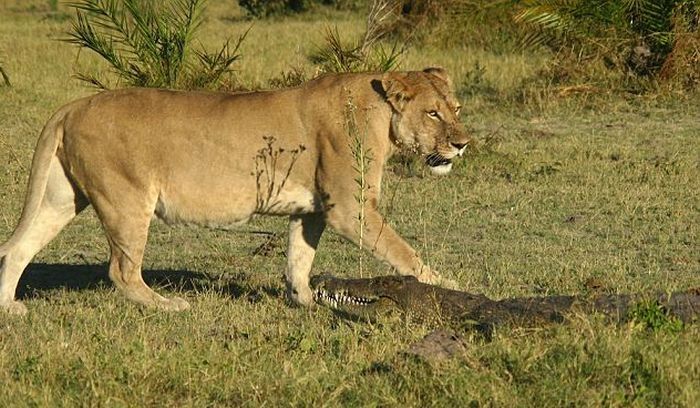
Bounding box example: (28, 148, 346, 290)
(1, 1, 699, 406)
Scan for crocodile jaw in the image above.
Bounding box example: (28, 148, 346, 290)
(313, 287, 379, 309)
(310, 274, 386, 315)
(309, 274, 417, 320)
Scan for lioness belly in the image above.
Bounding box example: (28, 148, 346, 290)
(254, 184, 322, 216)
(154, 189, 256, 227)
(154, 181, 320, 228)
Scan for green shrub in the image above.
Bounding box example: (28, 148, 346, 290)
(65, 0, 248, 90)
(239, 0, 308, 17)
(389, 0, 521, 50)
(630, 299, 683, 333)
(238, 0, 367, 18)
(657, 3, 700, 88)
(310, 28, 404, 73)
(514, 0, 700, 88)
(310, 0, 404, 73)
(267, 67, 308, 88)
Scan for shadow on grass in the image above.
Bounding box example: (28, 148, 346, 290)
(16, 263, 283, 302)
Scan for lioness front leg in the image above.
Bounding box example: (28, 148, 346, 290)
(326, 205, 443, 285)
(285, 213, 326, 306)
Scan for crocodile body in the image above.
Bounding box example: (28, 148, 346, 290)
(311, 275, 700, 332)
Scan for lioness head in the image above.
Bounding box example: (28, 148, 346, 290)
(381, 67, 470, 175)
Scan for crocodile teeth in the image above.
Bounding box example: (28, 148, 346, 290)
(313, 288, 375, 308)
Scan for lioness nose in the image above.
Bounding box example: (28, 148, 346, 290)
(450, 142, 468, 150)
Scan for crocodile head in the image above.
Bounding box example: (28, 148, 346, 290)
(310, 274, 429, 322)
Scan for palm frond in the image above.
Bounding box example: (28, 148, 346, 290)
(64, 0, 245, 90)
(310, 0, 406, 74)
(66, 11, 136, 83)
(311, 26, 363, 73)
(514, 0, 586, 49)
(66, 0, 137, 53)
(191, 27, 250, 88)
(72, 71, 111, 90)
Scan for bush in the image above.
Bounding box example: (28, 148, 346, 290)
(389, 0, 521, 50)
(238, 0, 367, 18)
(310, 0, 405, 73)
(267, 67, 308, 88)
(385, 1, 700, 94)
(658, 4, 700, 88)
(65, 0, 248, 90)
(514, 0, 700, 88)
(310, 27, 404, 73)
(239, 0, 307, 17)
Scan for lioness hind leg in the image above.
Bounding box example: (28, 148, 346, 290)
(94, 200, 189, 311)
(0, 158, 87, 315)
(106, 241, 189, 311)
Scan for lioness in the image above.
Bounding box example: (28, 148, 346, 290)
(0, 68, 469, 315)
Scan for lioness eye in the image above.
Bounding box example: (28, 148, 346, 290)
(428, 111, 440, 118)
(455, 106, 462, 115)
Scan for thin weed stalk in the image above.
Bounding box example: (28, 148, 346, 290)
(344, 93, 373, 277)
(0, 63, 9, 87)
(254, 136, 306, 214)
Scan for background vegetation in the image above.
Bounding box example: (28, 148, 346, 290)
(64, 0, 248, 89)
(0, 0, 698, 405)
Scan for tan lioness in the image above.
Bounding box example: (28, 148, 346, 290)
(0, 68, 470, 315)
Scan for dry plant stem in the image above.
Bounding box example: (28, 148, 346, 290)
(344, 93, 374, 278)
(254, 136, 305, 214)
(0, 64, 10, 86)
(360, 0, 396, 55)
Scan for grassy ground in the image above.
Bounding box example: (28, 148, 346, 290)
(1, 1, 699, 406)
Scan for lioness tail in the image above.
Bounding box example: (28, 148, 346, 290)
(0, 107, 68, 256)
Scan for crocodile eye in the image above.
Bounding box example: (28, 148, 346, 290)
(427, 110, 440, 119)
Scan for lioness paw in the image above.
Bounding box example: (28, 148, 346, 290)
(287, 286, 315, 308)
(434, 276, 461, 291)
(0, 300, 28, 316)
(416, 268, 460, 291)
(157, 296, 190, 312)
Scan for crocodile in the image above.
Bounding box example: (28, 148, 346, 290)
(310, 274, 700, 334)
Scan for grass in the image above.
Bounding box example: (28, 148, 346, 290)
(1, 0, 699, 406)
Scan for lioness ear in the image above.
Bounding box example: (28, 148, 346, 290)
(381, 73, 414, 112)
(423, 67, 452, 87)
